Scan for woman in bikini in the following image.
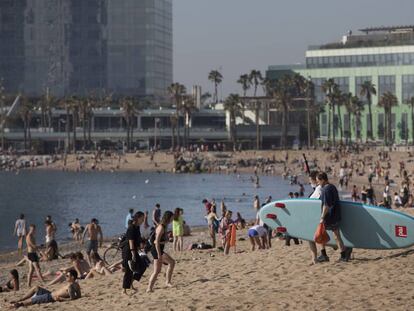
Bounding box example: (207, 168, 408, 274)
(147, 211, 175, 292)
(0, 270, 19, 292)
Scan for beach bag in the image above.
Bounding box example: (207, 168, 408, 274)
(314, 223, 330, 244)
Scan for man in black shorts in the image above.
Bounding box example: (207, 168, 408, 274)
(122, 211, 147, 295)
(317, 172, 351, 262)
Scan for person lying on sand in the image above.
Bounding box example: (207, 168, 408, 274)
(11, 269, 81, 309)
(0, 269, 19, 292)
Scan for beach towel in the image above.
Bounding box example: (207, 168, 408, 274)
(229, 224, 237, 247)
(314, 223, 330, 244)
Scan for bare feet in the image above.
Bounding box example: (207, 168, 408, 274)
(165, 283, 173, 288)
(146, 288, 153, 293)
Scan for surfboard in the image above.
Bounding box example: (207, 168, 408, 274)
(259, 199, 414, 250)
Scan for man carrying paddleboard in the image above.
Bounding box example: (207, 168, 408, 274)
(317, 172, 351, 262)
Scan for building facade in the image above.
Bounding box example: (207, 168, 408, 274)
(267, 26, 414, 144)
(0, 0, 172, 98)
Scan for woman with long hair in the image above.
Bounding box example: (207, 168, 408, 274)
(172, 208, 184, 252)
(0, 270, 19, 292)
(147, 211, 175, 292)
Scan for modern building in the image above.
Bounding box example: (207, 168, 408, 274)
(267, 26, 414, 144)
(0, 0, 173, 98)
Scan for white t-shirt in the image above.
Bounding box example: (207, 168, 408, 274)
(15, 219, 26, 236)
(249, 225, 267, 237)
(309, 185, 322, 199)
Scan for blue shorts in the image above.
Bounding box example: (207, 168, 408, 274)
(248, 228, 259, 238)
(31, 288, 54, 305)
(86, 240, 98, 253)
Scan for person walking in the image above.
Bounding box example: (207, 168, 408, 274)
(147, 211, 175, 293)
(82, 218, 103, 265)
(121, 212, 146, 295)
(14, 214, 27, 256)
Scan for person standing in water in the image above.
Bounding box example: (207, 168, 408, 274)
(14, 214, 27, 256)
(147, 211, 175, 293)
(26, 225, 45, 287)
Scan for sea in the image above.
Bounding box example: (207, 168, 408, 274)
(0, 170, 310, 251)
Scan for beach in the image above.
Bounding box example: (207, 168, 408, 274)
(1, 215, 414, 310)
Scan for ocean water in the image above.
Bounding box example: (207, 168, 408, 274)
(0, 170, 309, 251)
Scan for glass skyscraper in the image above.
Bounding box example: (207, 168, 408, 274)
(0, 0, 172, 98)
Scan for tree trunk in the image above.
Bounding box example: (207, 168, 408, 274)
(306, 100, 311, 148)
(72, 111, 77, 152)
(412, 104, 414, 146)
(332, 103, 336, 147)
(66, 107, 70, 153)
(388, 109, 392, 145)
(171, 125, 175, 150)
(83, 117, 87, 150)
(23, 121, 27, 150)
(88, 115, 92, 148)
(130, 117, 134, 151)
(337, 104, 343, 143)
(281, 106, 288, 149)
(126, 120, 130, 152)
(28, 123, 32, 152)
(176, 111, 180, 148)
(368, 95, 373, 140)
(255, 104, 260, 150)
(327, 105, 331, 145)
(384, 110, 388, 146)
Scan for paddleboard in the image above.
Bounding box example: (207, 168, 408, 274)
(259, 199, 414, 250)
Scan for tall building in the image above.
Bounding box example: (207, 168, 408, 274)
(267, 26, 414, 144)
(0, 0, 173, 98)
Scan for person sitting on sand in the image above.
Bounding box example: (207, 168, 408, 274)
(48, 252, 90, 286)
(82, 218, 103, 265)
(11, 269, 81, 309)
(85, 252, 112, 279)
(147, 211, 175, 293)
(25, 224, 45, 287)
(0, 269, 19, 292)
(248, 225, 268, 251)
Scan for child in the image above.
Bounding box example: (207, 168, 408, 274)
(172, 208, 184, 252)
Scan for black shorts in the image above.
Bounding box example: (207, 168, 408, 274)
(27, 252, 39, 263)
(150, 244, 165, 260)
(324, 222, 340, 231)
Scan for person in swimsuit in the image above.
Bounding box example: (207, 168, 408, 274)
(85, 252, 112, 279)
(11, 269, 81, 308)
(0, 269, 19, 292)
(172, 208, 184, 252)
(147, 211, 175, 293)
(45, 220, 55, 247)
(206, 205, 219, 248)
(82, 218, 103, 265)
(26, 224, 45, 287)
(14, 214, 27, 256)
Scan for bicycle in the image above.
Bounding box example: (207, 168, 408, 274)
(103, 235, 124, 266)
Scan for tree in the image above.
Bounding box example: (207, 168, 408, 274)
(18, 96, 34, 151)
(223, 94, 242, 149)
(249, 70, 263, 97)
(271, 76, 293, 149)
(78, 96, 94, 150)
(121, 97, 136, 152)
(208, 70, 223, 104)
(404, 96, 414, 145)
(360, 81, 376, 141)
(304, 79, 315, 148)
(346, 95, 364, 142)
(181, 96, 198, 147)
(378, 92, 398, 146)
(322, 78, 337, 146)
(237, 74, 251, 124)
(333, 86, 344, 143)
(167, 83, 186, 149)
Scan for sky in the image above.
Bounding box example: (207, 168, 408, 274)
(173, 0, 414, 99)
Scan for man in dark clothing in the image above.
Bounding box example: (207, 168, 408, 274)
(317, 172, 351, 262)
(122, 212, 146, 294)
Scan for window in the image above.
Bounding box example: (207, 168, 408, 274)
(402, 75, 414, 102)
(378, 75, 396, 96)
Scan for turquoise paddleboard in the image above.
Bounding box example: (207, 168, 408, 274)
(259, 199, 414, 250)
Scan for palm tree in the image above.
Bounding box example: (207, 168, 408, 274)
(322, 78, 337, 146)
(404, 96, 414, 145)
(350, 95, 365, 142)
(169, 115, 178, 150)
(249, 70, 263, 97)
(78, 97, 94, 150)
(223, 94, 242, 149)
(272, 76, 293, 149)
(121, 97, 136, 152)
(19, 96, 34, 151)
(248, 70, 264, 149)
(167, 83, 186, 149)
(237, 74, 251, 124)
(69, 96, 80, 153)
(378, 92, 398, 146)
(208, 70, 223, 104)
(333, 86, 344, 143)
(360, 81, 376, 141)
(304, 79, 315, 148)
(181, 96, 198, 147)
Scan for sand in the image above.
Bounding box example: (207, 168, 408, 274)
(1, 210, 414, 311)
